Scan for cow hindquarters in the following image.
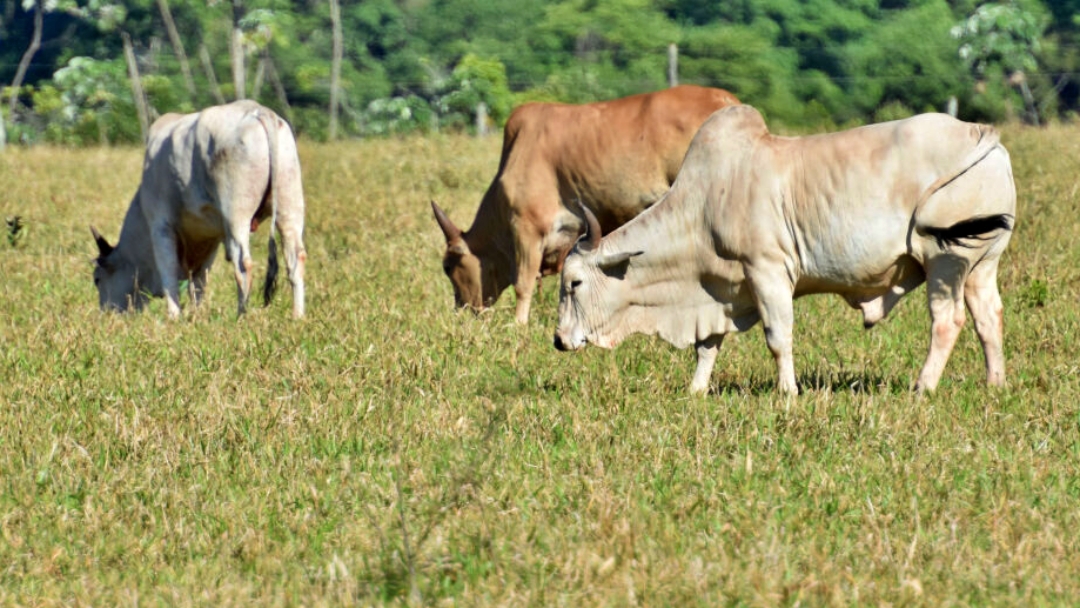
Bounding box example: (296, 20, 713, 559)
(267, 125, 306, 318)
(913, 143, 1014, 391)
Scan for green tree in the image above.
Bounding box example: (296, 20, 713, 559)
(678, 23, 806, 126)
(952, 1, 1049, 123)
(529, 0, 679, 101)
(437, 53, 512, 131)
(844, 1, 967, 121)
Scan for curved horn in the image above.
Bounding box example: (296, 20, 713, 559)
(90, 225, 113, 257)
(431, 200, 463, 243)
(581, 205, 602, 252)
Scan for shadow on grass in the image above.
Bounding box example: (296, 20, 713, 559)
(706, 370, 910, 397)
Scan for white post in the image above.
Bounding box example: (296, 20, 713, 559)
(476, 101, 489, 136)
(667, 43, 678, 88)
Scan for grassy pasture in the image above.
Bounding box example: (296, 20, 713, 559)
(1, 124, 1079, 606)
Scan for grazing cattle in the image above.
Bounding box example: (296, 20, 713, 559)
(431, 84, 740, 324)
(554, 105, 1016, 395)
(91, 100, 307, 319)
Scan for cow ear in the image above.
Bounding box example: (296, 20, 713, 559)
(90, 225, 114, 257)
(596, 250, 643, 274)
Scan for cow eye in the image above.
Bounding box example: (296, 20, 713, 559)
(570, 279, 582, 290)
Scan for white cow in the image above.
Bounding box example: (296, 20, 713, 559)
(91, 100, 306, 319)
(554, 105, 1016, 395)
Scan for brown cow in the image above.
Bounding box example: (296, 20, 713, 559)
(431, 85, 740, 324)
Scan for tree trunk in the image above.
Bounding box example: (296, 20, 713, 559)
(230, 0, 246, 100)
(1010, 70, 1039, 126)
(265, 54, 292, 121)
(328, 0, 343, 140)
(122, 31, 151, 141)
(198, 43, 226, 105)
(9, 0, 44, 114)
(155, 0, 197, 100)
(251, 54, 266, 100)
(1019, 81, 1039, 126)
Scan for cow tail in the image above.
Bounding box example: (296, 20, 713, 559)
(913, 124, 1014, 249)
(920, 214, 1014, 249)
(254, 107, 280, 307)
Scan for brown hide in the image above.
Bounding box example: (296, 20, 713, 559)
(434, 85, 740, 324)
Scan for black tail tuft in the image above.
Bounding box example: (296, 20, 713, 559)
(263, 234, 279, 306)
(922, 214, 1014, 249)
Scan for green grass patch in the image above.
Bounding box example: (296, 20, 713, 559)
(1, 127, 1079, 605)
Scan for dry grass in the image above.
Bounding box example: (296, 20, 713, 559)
(1, 124, 1079, 606)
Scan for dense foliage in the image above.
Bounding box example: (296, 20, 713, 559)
(0, 0, 1074, 144)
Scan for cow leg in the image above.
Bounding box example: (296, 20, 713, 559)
(278, 220, 307, 319)
(225, 227, 254, 316)
(963, 258, 1006, 387)
(690, 334, 725, 395)
(747, 265, 798, 395)
(513, 234, 544, 325)
(915, 256, 969, 392)
(189, 249, 218, 307)
(149, 224, 183, 319)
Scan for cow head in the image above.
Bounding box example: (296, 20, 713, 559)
(431, 201, 500, 312)
(91, 226, 145, 312)
(553, 207, 642, 351)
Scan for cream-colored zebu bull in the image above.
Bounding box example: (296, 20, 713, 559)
(554, 105, 1016, 395)
(92, 100, 307, 319)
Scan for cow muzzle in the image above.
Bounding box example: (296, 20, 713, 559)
(553, 329, 586, 352)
